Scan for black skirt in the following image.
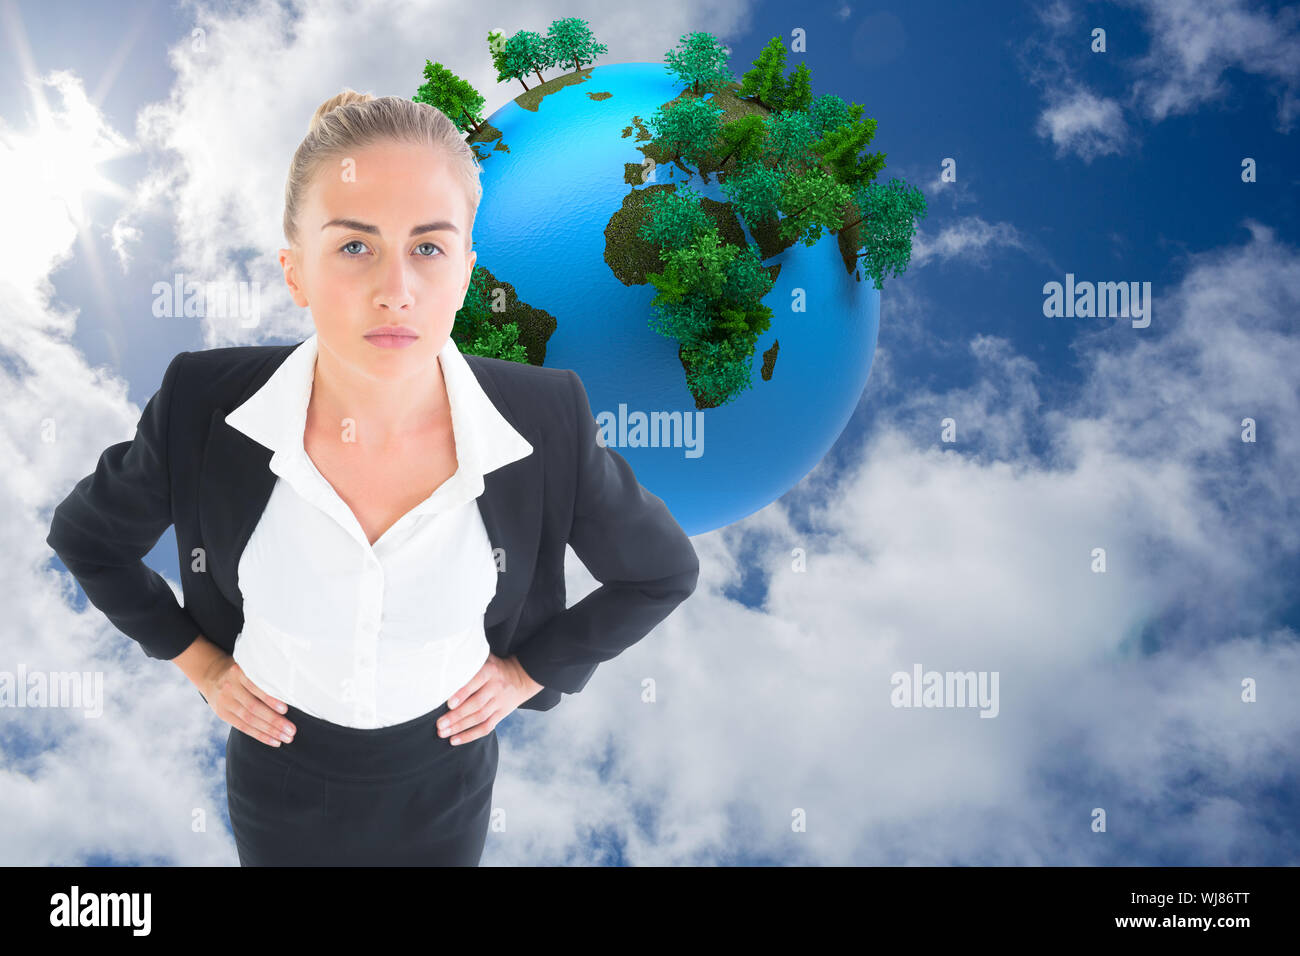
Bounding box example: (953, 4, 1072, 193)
(225, 699, 498, 866)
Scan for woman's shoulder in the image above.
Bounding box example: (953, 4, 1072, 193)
(163, 341, 298, 431)
(176, 341, 298, 393)
(181, 341, 296, 376)
(462, 352, 574, 403)
(462, 354, 584, 441)
(463, 351, 566, 382)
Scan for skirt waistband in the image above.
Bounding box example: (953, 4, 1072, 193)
(250, 701, 460, 784)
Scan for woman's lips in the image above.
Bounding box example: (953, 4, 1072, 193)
(364, 326, 419, 349)
(364, 332, 419, 349)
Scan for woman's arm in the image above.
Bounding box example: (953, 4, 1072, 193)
(511, 370, 700, 697)
(45, 350, 203, 662)
(172, 633, 228, 700)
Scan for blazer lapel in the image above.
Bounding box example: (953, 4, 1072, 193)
(196, 350, 545, 630)
(465, 357, 545, 628)
(197, 406, 276, 608)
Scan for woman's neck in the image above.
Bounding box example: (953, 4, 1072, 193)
(307, 347, 450, 448)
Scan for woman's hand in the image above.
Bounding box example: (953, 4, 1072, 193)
(437, 652, 543, 744)
(201, 653, 296, 748)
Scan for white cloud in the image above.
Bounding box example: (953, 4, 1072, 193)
(1, 70, 239, 864)
(909, 215, 1030, 269)
(1034, 86, 1129, 162)
(1021, 0, 1300, 159)
(1123, 0, 1300, 132)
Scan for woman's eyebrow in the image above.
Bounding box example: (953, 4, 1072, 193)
(321, 218, 460, 236)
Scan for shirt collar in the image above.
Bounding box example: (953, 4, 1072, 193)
(224, 332, 534, 485)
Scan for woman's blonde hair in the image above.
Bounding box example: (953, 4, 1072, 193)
(283, 88, 483, 250)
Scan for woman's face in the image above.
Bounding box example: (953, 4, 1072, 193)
(279, 139, 476, 382)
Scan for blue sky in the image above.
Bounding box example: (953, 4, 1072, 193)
(4, 0, 1298, 865)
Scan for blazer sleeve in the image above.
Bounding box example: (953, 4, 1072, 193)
(46, 350, 203, 662)
(512, 370, 700, 696)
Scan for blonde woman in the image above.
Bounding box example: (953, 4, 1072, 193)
(46, 90, 700, 866)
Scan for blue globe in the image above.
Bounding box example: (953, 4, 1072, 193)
(468, 61, 879, 535)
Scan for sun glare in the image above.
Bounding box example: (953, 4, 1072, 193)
(25, 121, 129, 227)
(7, 72, 134, 231)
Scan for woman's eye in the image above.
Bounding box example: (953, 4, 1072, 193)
(339, 240, 441, 258)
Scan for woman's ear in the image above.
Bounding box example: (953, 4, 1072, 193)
(279, 246, 310, 308)
(461, 247, 477, 299)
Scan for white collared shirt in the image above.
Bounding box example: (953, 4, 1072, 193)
(224, 332, 534, 728)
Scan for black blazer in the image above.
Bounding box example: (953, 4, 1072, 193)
(45, 343, 700, 713)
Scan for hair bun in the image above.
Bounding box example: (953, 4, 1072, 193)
(309, 88, 374, 134)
